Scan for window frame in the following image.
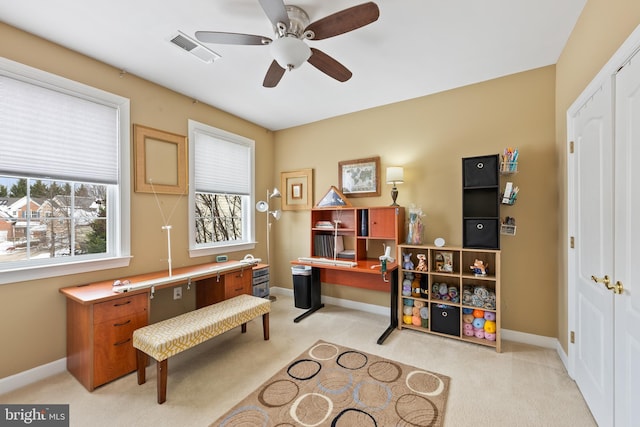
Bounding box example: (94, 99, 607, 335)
(0, 58, 131, 285)
(188, 120, 256, 258)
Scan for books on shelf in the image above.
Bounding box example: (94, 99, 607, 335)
(315, 220, 335, 229)
(314, 235, 354, 259)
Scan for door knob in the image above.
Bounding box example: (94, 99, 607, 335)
(613, 281, 624, 295)
(591, 275, 624, 294)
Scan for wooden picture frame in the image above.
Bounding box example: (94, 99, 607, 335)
(436, 251, 454, 272)
(134, 124, 187, 195)
(338, 156, 381, 197)
(280, 168, 313, 211)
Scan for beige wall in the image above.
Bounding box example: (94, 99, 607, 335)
(0, 23, 275, 379)
(272, 66, 558, 335)
(4, 0, 638, 381)
(555, 0, 640, 352)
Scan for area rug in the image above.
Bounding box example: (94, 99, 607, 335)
(211, 340, 450, 426)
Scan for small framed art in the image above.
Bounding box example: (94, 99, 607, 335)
(281, 168, 313, 211)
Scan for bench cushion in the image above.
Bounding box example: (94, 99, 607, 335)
(133, 294, 270, 361)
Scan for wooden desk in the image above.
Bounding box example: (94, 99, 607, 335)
(290, 258, 399, 344)
(59, 261, 254, 391)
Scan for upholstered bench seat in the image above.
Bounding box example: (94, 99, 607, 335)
(133, 294, 270, 403)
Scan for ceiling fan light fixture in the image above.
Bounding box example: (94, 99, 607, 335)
(270, 36, 311, 70)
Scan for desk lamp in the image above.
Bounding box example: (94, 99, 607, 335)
(386, 167, 404, 206)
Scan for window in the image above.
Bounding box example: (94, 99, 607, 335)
(0, 58, 130, 285)
(188, 120, 255, 257)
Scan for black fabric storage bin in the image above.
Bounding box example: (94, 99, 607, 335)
(463, 155, 499, 187)
(431, 305, 460, 336)
(463, 219, 499, 249)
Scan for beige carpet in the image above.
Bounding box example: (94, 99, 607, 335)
(0, 293, 596, 426)
(212, 340, 449, 427)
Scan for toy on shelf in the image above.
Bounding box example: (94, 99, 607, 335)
(402, 253, 414, 270)
(411, 273, 422, 297)
(470, 259, 488, 276)
(416, 253, 428, 272)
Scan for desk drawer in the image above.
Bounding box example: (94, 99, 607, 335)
(225, 271, 251, 298)
(94, 293, 147, 324)
(93, 311, 147, 387)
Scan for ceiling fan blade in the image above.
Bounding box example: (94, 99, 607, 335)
(258, 0, 290, 29)
(263, 60, 286, 88)
(305, 2, 380, 40)
(307, 48, 352, 82)
(195, 31, 271, 45)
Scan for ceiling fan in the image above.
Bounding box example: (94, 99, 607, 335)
(195, 0, 380, 88)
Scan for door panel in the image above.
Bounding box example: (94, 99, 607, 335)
(614, 52, 640, 427)
(572, 80, 614, 427)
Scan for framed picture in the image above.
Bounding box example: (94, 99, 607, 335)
(134, 124, 187, 195)
(436, 251, 454, 272)
(338, 156, 381, 197)
(280, 168, 313, 211)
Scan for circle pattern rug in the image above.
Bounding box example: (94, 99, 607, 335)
(212, 340, 450, 426)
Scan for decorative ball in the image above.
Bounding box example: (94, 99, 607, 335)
(464, 328, 475, 337)
(462, 308, 474, 315)
(484, 311, 496, 321)
(419, 307, 429, 319)
(484, 332, 496, 341)
(474, 329, 485, 339)
(412, 316, 421, 326)
(473, 309, 485, 318)
(472, 318, 486, 329)
(413, 300, 425, 309)
(484, 320, 496, 333)
(463, 323, 474, 332)
(403, 306, 413, 316)
(462, 314, 474, 324)
(412, 307, 420, 316)
(403, 315, 413, 325)
(403, 298, 414, 307)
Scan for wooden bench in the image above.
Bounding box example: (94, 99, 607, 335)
(132, 294, 270, 403)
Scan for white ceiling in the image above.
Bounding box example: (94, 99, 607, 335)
(0, 0, 586, 131)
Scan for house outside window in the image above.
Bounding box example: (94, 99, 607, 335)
(188, 120, 256, 257)
(0, 58, 131, 284)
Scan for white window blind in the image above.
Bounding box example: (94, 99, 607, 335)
(194, 130, 251, 195)
(0, 74, 119, 184)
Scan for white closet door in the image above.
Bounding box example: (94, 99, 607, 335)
(572, 80, 615, 427)
(614, 51, 640, 427)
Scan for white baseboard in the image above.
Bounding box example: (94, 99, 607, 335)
(0, 358, 66, 396)
(500, 328, 557, 348)
(270, 286, 388, 317)
(271, 286, 568, 366)
(2, 290, 569, 395)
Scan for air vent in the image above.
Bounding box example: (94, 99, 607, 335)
(168, 31, 220, 64)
